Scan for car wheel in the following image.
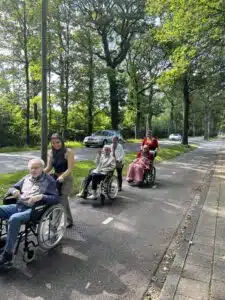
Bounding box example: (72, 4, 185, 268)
(85, 145, 90, 147)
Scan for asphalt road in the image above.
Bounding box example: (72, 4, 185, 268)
(0, 136, 204, 174)
(0, 138, 221, 300)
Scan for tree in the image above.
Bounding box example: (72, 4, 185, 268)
(77, 0, 145, 130)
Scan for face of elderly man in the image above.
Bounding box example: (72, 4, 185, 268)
(28, 159, 44, 178)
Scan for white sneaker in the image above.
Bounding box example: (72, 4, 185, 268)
(76, 191, 84, 198)
(87, 193, 97, 200)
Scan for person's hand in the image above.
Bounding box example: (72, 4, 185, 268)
(27, 194, 43, 204)
(57, 176, 64, 183)
(98, 149, 102, 155)
(12, 190, 20, 198)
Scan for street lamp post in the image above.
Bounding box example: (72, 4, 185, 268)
(41, 0, 48, 163)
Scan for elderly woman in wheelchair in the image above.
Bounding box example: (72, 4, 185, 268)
(0, 158, 66, 267)
(77, 146, 118, 204)
(126, 145, 156, 186)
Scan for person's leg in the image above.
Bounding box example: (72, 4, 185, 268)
(88, 174, 105, 199)
(60, 176, 74, 227)
(91, 174, 105, 190)
(5, 208, 32, 253)
(76, 173, 93, 197)
(116, 165, 123, 191)
(0, 207, 32, 266)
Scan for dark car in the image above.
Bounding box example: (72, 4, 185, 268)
(83, 130, 124, 147)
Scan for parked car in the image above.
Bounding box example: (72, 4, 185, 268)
(168, 133, 182, 141)
(83, 130, 124, 147)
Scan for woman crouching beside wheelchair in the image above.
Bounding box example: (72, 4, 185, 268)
(76, 146, 116, 200)
(126, 145, 155, 186)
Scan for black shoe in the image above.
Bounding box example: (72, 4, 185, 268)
(118, 187, 122, 192)
(66, 223, 73, 229)
(0, 251, 13, 268)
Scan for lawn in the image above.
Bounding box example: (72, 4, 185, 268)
(0, 144, 197, 199)
(0, 141, 83, 153)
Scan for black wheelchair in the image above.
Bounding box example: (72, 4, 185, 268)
(141, 161, 156, 187)
(79, 169, 119, 205)
(0, 195, 66, 264)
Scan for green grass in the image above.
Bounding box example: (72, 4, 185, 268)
(0, 141, 83, 153)
(64, 141, 83, 148)
(0, 146, 40, 153)
(0, 144, 197, 199)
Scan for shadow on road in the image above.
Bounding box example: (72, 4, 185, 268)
(0, 240, 127, 300)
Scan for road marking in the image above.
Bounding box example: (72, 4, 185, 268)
(102, 217, 114, 225)
(85, 282, 91, 289)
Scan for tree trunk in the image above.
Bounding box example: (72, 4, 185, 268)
(23, 2, 30, 145)
(87, 34, 94, 136)
(48, 57, 52, 133)
(182, 75, 190, 145)
(64, 58, 69, 139)
(148, 86, 153, 133)
(169, 101, 175, 134)
(204, 103, 209, 140)
(34, 104, 38, 120)
(107, 68, 119, 130)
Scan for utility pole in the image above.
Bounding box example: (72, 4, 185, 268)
(41, 0, 48, 163)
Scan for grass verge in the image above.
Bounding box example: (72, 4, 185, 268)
(0, 144, 197, 199)
(0, 141, 83, 153)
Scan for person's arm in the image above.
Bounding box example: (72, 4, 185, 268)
(140, 137, 147, 150)
(101, 157, 116, 173)
(8, 177, 25, 197)
(42, 179, 59, 204)
(28, 177, 59, 205)
(57, 149, 75, 181)
(44, 150, 53, 173)
(94, 151, 101, 165)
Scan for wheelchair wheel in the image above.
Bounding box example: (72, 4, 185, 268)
(151, 166, 156, 184)
(37, 204, 66, 250)
(23, 248, 36, 263)
(143, 166, 156, 186)
(105, 175, 119, 200)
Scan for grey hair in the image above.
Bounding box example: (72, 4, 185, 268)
(28, 158, 45, 168)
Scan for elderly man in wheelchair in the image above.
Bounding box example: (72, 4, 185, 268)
(0, 158, 66, 267)
(77, 145, 118, 203)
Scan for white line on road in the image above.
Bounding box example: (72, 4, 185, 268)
(102, 217, 114, 225)
(85, 282, 91, 289)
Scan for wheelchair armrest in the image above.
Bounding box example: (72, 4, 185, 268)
(105, 170, 114, 177)
(29, 202, 50, 223)
(3, 194, 17, 205)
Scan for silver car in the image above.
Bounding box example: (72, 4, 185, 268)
(83, 130, 124, 147)
(168, 133, 182, 141)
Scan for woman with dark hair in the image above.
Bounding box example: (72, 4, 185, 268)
(44, 133, 75, 228)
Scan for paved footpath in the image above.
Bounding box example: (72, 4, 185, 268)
(159, 142, 225, 300)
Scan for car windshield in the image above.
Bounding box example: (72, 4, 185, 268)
(93, 131, 103, 136)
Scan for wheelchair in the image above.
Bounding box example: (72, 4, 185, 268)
(0, 195, 66, 264)
(80, 169, 119, 205)
(128, 160, 156, 187)
(141, 161, 156, 187)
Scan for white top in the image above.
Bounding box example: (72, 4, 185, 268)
(109, 143, 125, 163)
(93, 154, 116, 174)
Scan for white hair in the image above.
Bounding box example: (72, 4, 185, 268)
(28, 158, 45, 168)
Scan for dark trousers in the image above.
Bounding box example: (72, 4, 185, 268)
(116, 165, 124, 188)
(84, 173, 106, 190)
